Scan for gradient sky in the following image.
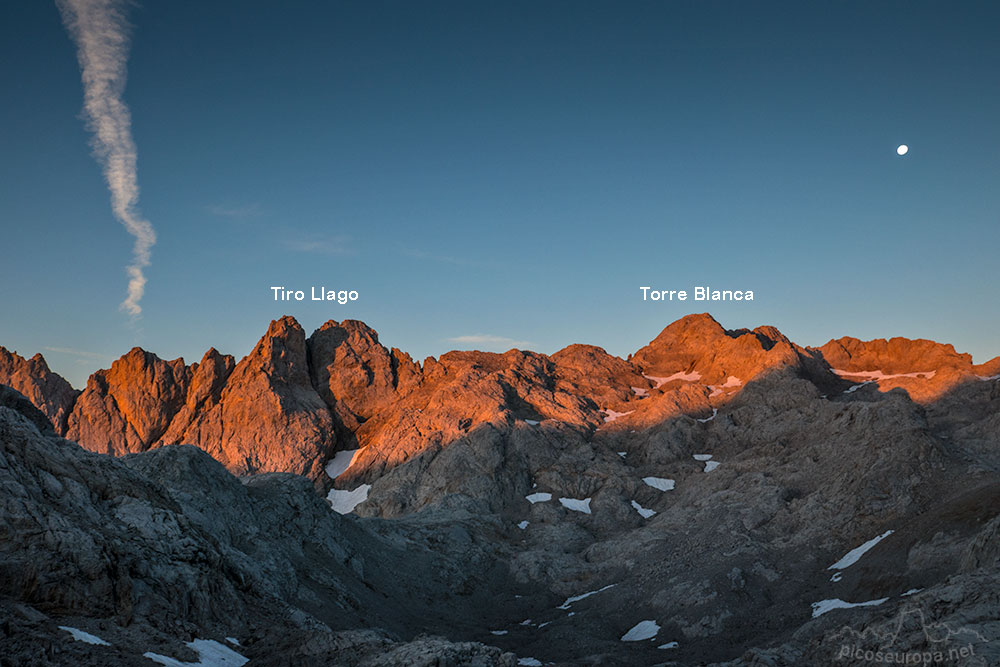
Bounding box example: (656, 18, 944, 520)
(2, 1, 998, 388)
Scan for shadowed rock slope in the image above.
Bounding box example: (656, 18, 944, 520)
(4, 314, 995, 488)
(0, 386, 518, 665)
(2, 315, 999, 665)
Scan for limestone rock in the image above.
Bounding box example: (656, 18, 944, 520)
(166, 316, 336, 480)
(0, 346, 78, 431)
(815, 335, 1000, 401)
(307, 319, 421, 431)
(340, 348, 599, 487)
(66, 347, 191, 455)
(159, 347, 235, 444)
(631, 313, 804, 386)
(551, 343, 650, 408)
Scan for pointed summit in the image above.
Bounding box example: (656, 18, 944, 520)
(632, 314, 802, 385)
(65, 347, 190, 455)
(307, 320, 421, 429)
(168, 317, 336, 480)
(0, 346, 78, 432)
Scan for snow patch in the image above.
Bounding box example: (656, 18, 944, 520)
(524, 419, 540, 425)
(811, 597, 889, 618)
(224, 638, 240, 647)
(658, 642, 679, 649)
(327, 484, 371, 514)
(696, 408, 718, 423)
(830, 572, 843, 582)
(526, 492, 552, 504)
(518, 520, 530, 530)
(642, 477, 675, 491)
(707, 376, 742, 397)
(491, 630, 508, 636)
(828, 530, 894, 570)
(693, 454, 718, 471)
(978, 374, 1000, 381)
(559, 497, 592, 514)
(902, 588, 923, 597)
(59, 626, 110, 646)
(843, 382, 872, 394)
(621, 620, 660, 641)
(558, 584, 617, 610)
(325, 448, 362, 479)
(144, 639, 249, 666)
(643, 371, 701, 388)
(832, 369, 936, 381)
(632, 386, 649, 397)
(603, 409, 634, 423)
(617, 451, 627, 458)
(518, 659, 543, 666)
(631, 500, 656, 518)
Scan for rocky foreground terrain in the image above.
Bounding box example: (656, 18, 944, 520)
(1, 313, 999, 666)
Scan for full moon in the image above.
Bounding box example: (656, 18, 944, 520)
(896, 144, 909, 156)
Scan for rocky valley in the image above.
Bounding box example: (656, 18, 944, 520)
(1, 314, 998, 666)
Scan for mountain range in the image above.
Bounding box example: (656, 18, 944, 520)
(1, 314, 998, 665)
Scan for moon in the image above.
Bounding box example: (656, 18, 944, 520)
(896, 144, 909, 156)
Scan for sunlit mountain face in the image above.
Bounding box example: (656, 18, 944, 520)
(2, 313, 1000, 664)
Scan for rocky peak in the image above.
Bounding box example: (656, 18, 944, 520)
(750, 325, 793, 349)
(814, 336, 996, 402)
(9, 314, 1000, 495)
(817, 337, 973, 374)
(0, 385, 57, 436)
(307, 319, 421, 428)
(551, 344, 649, 407)
(160, 348, 235, 444)
(246, 315, 313, 386)
(65, 347, 190, 455)
(338, 346, 600, 486)
(168, 318, 335, 481)
(631, 313, 802, 385)
(0, 346, 78, 432)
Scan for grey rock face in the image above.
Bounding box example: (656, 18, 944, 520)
(2, 316, 1000, 666)
(0, 346, 78, 432)
(0, 402, 517, 665)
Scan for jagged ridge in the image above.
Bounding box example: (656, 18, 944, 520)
(1, 314, 997, 486)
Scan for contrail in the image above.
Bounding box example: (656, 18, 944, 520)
(57, 0, 155, 317)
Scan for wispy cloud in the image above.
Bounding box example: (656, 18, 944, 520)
(446, 334, 535, 349)
(402, 248, 474, 266)
(207, 203, 263, 219)
(283, 236, 354, 256)
(401, 248, 499, 268)
(43, 346, 110, 361)
(57, 0, 155, 317)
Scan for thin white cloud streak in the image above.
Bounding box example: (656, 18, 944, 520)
(446, 334, 535, 349)
(207, 203, 263, 219)
(42, 346, 110, 361)
(283, 237, 354, 256)
(403, 248, 476, 266)
(57, 0, 155, 317)
(401, 248, 501, 268)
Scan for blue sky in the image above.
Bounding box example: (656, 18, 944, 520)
(1, 1, 998, 388)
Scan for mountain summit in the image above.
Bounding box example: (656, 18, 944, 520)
(1, 314, 996, 486)
(1, 314, 999, 665)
